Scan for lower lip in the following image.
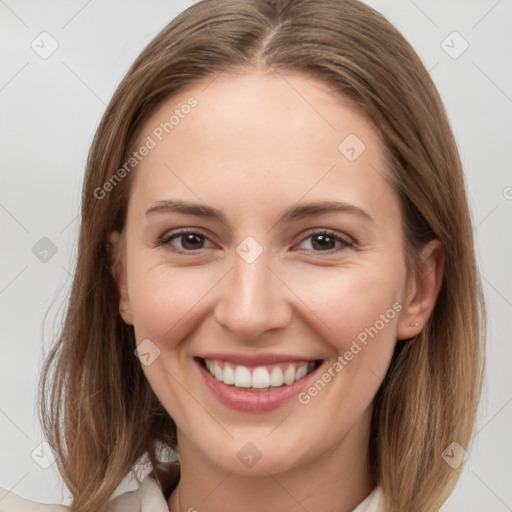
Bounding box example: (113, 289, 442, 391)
(195, 358, 322, 412)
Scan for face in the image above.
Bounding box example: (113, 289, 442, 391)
(111, 69, 426, 476)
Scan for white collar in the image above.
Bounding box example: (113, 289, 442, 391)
(108, 470, 384, 512)
(0, 469, 384, 512)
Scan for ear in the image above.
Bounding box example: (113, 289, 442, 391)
(397, 239, 444, 340)
(108, 230, 134, 326)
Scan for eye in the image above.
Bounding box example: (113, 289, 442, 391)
(296, 230, 353, 252)
(158, 229, 215, 252)
(157, 229, 353, 254)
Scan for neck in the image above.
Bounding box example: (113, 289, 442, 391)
(167, 406, 375, 512)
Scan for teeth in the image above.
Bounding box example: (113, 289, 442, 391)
(204, 359, 316, 390)
(234, 365, 251, 387)
(283, 365, 296, 385)
(269, 366, 283, 387)
(213, 363, 223, 382)
(223, 363, 235, 385)
(295, 364, 308, 380)
(251, 367, 270, 388)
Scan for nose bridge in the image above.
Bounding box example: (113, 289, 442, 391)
(213, 239, 291, 339)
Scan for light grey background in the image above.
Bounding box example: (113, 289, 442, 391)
(1, 0, 511, 510)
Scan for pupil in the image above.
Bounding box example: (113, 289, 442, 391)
(312, 234, 334, 250)
(182, 233, 203, 249)
(179, 234, 336, 251)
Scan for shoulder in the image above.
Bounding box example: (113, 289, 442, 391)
(0, 463, 180, 512)
(0, 487, 69, 512)
(106, 469, 171, 512)
(351, 486, 453, 512)
(353, 486, 384, 512)
(0, 477, 164, 512)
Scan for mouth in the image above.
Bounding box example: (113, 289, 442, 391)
(196, 357, 323, 392)
(194, 355, 324, 412)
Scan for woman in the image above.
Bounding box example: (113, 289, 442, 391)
(0, 0, 485, 511)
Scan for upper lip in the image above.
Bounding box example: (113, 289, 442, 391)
(196, 353, 321, 366)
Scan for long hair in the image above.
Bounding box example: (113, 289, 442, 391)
(39, 1, 485, 510)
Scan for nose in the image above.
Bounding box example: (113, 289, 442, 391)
(213, 245, 292, 341)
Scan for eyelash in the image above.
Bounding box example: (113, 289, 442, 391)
(156, 228, 354, 254)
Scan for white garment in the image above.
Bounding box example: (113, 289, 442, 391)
(0, 473, 384, 512)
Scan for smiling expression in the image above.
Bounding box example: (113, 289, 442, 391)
(111, 68, 417, 475)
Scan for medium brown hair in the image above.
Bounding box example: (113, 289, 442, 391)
(39, 1, 485, 510)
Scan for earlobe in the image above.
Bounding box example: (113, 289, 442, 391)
(397, 239, 444, 340)
(108, 230, 134, 326)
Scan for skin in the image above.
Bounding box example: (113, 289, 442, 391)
(110, 69, 444, 512)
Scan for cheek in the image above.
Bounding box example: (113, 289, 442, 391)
(127, 263, 217, 344)
(289, 266, 404, 418)
(292, 263, 404, 365)
(127, 242, 406, 361)
(127, 265, 219, 415)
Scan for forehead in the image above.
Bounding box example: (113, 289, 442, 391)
(127, 69, 396, 222)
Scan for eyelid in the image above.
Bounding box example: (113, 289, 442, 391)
(156, 228, 216, 252)
(293, 228, 354, 251)
(294, 228, 356, 256)
(158, 227, 354, 254)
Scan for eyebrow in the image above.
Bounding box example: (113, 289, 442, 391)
(145, 199, 374, 224)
